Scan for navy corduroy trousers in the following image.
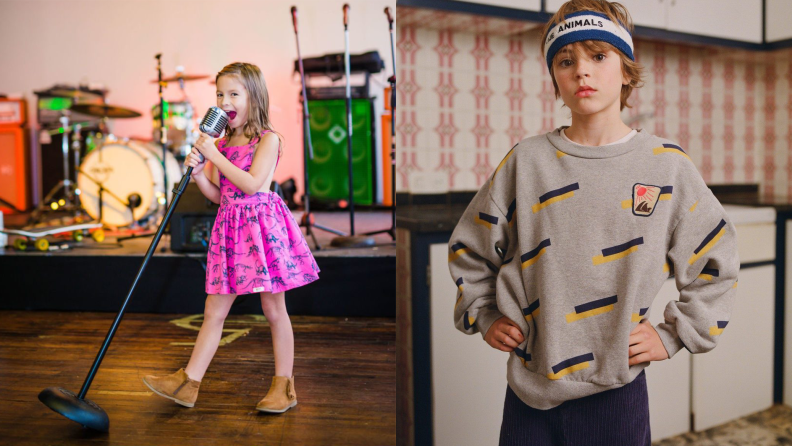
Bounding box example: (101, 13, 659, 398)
(499, 369, 651, 446)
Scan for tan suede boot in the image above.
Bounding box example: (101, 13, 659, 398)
(142, 368, 201, 408)
(256, 375, 297, 413)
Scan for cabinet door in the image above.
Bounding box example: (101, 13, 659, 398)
(766, 0, 792, 42)
(544, 0, 667, 29)
(667, 0, 763, 43)
(784, 221, 792, 406)
(692, 265, 775, 431)
(646, 278, 692, 441)
(475, 0, 541, 11)
(429, 243, 507, 446)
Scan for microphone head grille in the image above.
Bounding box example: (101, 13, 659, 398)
(199, 107, 229, 138)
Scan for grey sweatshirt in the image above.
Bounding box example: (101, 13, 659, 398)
(448, 126, 740, 410)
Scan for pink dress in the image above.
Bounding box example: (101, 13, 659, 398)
(205, 130, 320, 295)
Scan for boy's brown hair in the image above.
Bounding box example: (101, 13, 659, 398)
(540, 0, 645, 111)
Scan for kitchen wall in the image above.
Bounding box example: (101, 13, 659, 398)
(396, 7, 792, 200)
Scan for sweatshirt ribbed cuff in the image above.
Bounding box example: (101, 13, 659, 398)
(475, 305, 505, 341)
(654, 322, 686, 359)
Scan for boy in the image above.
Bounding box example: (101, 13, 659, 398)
(447, 1, 740, 444)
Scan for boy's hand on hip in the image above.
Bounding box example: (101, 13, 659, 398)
(484, 316, 525, 352)
(628, 320, 669, 366)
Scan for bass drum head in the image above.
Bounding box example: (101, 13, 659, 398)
(77, 140, 181, 227)
(137, 140, 183, 201)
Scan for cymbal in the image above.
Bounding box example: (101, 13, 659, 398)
(69, 104, 142, 119)
(48, 89, 97, 99)
(150, 74, 209, 84)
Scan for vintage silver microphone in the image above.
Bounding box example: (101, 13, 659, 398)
(195, 106, 229, 162)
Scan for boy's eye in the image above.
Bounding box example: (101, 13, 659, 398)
(559, 59, 572, 67)
(595, 53, 606, 61)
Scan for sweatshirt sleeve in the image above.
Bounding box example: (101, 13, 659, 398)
(447, 183, 510, 340)
(655, 187, 740, 359)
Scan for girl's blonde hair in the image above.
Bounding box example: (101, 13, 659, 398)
(539, 0, 645, 111)
(216, 62, 283, 150)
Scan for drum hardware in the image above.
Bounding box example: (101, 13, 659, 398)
(29, 112, 86, 224)
(29, 102, 143, 225)
(75, 166, 134, 228)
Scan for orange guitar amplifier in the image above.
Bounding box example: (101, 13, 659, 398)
(0, 98, 30, 213)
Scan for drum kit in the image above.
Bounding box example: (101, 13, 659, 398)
(31, 70, 211, 230)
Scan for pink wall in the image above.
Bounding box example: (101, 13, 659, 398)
(396, 9, 792, 201)
(0, 0, 395, 198)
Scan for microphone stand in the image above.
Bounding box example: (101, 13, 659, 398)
(330, 3, 375, 248)
(38, 165, 199, 432)
(363, 6, 396, 241)
(291, 6, 346, 250)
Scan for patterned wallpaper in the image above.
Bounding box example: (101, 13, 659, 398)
(396, 7, 792, 200)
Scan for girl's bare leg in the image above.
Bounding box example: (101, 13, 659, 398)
(260, 291, 294, 377)
(184, 293, 237, 381)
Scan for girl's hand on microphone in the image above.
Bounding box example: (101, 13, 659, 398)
(194, 133, 220, 163)
(186, 147, 206, 177)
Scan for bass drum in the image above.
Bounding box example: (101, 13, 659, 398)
(77, 139, 183, 227)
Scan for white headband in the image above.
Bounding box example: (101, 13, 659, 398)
(544, 11, 634, 71)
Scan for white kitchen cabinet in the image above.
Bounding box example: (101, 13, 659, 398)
(766, 0, 792, 42)
(545, 0, 762, 43)
(667, 0, 762, 43)
(646, 278, 692, 442)
(474, 0, 541, 11)
(785, 220, 792, 407)
(430, 243, 506, 446)
(545, 0, 666, 29)
(691, 264, 775, 431)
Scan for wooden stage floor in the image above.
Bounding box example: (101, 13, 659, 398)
(0, 310, 395, 445)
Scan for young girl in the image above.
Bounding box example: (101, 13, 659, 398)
(143, 62, 320, 414)
(448, 1, 739, 444)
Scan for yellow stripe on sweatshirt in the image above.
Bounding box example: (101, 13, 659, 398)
(688, 227, 726, 265)
(547, 362, 589, 380)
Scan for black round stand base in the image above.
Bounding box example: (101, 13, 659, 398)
(38, 387, 109, 432)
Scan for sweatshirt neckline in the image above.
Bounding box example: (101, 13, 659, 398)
(547, 125, 649, 159)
